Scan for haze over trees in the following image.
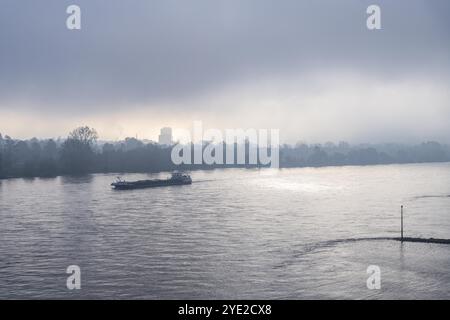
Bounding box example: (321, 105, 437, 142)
(0, 127, 450, 179)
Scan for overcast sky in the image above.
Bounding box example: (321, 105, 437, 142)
(0, 0, 449, 143)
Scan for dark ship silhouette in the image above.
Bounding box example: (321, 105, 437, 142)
(111, 172, 192, 190)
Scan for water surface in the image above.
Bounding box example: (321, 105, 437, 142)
(1, 163, 450, 299)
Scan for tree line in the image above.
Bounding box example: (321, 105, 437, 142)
(1, 126, 450, 179)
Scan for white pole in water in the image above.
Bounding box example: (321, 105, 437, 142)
(401, 205, 404, 241)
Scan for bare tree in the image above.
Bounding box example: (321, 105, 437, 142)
(68, 126, 98, 146)
(61, 126, 98, 174)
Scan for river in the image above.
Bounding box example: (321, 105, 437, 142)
(1, 163, 450, 299)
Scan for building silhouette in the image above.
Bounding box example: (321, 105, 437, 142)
(158, 127, 173, 145)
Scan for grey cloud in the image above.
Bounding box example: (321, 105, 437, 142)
(0, 0, 449, 115)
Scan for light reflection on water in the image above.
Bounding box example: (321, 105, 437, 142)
(0, 163, 450, 299)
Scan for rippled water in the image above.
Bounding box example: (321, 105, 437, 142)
(1, 163, 450, 299)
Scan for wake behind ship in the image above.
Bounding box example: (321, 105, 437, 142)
(111, 172, 192, 190)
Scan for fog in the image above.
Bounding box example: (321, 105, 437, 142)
(0, 0, 449, 143)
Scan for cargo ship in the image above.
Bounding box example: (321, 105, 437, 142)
(111, 172, 192, 190)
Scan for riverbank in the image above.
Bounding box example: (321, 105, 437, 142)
(1, 159, 450, 181)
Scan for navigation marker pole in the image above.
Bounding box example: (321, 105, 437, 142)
(401, 205, 404, 242)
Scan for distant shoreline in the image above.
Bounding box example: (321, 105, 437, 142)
(2, 129, 449, 180)
(1, 160, 449, 181)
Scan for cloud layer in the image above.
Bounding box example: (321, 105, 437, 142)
(0, 0, 449, 142)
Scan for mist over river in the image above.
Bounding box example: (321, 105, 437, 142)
(1, 163, 450, 299)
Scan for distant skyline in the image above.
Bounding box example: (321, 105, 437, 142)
(1, 0, 449, 143)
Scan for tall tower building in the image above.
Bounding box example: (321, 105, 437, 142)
(158, 127, 173, 145)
